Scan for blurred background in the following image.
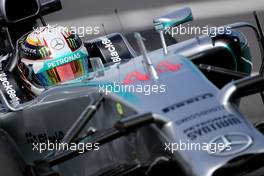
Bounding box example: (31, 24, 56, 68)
(43, 0, 264, 123)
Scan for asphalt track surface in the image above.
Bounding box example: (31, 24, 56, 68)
(43, 0, 264, 175)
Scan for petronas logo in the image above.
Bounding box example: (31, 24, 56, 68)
(39, 47, 49, 58)
(67, 38, 78, 49)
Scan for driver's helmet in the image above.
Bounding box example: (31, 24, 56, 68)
(17, 25, 89, 97)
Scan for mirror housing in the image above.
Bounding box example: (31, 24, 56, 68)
(0, 0, 62, 25)
(153, 7, 193, 55)
(40, 0, 62, 16)
(153, 7, 193, 31)
(0, 0, 41, 24)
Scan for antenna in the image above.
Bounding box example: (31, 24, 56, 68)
(134, 32, 159, 80)
(101, 23, 107, 36)
(114, 9, 125, 34)
(158, 30, 168, 55)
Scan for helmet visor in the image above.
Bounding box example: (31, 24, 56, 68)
(34, 57, 89, 87)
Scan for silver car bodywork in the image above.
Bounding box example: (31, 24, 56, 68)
(0, 43, 263, 176)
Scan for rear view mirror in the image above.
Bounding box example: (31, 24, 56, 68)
(153, 7, 193, 55)
(153, 7, 193, 31)
(0, 0, 41, 24)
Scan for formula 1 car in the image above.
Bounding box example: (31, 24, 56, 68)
(1, 0, 264, 176)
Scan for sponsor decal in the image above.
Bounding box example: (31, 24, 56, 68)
(101, 37, 122, 63)
(35, 50, 87, 73)
(67, 38, 78, 49)
(162, 93, 214, 113)
(25, 131, 64, 145)
(123, 61, 182, 84)
(175, 105, 225, 126)
(50, 38, 65, 50)
(0, 72, 20, 106)
(123, 71, 149, 85)
(21, 44, 37, 54)
(39, 47, 50, 58)
(207, 132, 252, 156)
(156, 61, 182, 73)
(183, 114, 242, 140)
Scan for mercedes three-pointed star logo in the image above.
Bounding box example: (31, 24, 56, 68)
(50, 38, 65, 50)
(207, 132, 253, 156)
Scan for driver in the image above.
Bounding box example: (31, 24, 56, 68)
(16, 25, 90, 98)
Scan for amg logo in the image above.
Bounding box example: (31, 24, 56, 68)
(162, 93, 214, 113)
(101, 37, 122, 63)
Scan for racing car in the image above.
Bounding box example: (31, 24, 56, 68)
(0, 0, 264, 176)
